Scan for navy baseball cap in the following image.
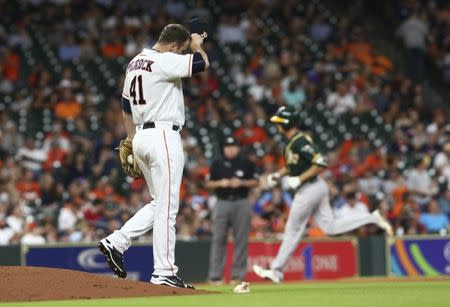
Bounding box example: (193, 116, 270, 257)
(187, 17, 209, 35)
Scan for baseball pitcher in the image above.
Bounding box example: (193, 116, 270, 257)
(253, 106, 393, 283)
(98, 24, 209, 289)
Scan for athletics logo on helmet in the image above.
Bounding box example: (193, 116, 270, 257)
(270, 106, 299, 128)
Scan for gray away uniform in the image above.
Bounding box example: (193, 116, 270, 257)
(270, 132, 378, 274)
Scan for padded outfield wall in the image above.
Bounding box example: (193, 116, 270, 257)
(0, 236, 449, 282)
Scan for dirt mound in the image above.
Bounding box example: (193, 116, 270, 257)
(0, 266, 211, 302)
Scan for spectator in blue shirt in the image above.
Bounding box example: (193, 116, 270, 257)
(282, 81, 306, 108)
(438, 190, 450, 217)
(58, 35, 80, 62)
(309, 15, 332, 43)
(419, 199, 449, 233)
(254, 187, 292, 216)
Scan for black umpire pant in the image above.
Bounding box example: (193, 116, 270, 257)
(208, 198, 251, 281)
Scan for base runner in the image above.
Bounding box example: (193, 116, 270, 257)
(253, 106, 392, 283)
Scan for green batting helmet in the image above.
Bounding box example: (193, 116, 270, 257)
(270, 106, 299, 129)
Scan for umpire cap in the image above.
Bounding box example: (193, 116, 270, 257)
(270, 106, 299, 129)
(223, 136, 239, 147)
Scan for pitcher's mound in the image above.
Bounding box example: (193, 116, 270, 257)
(1, 266, 211, 302)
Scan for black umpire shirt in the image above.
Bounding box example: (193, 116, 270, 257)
(209, 155, 257, 201)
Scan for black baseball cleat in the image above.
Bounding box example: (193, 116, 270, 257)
(150, 274, 195, 289)
(98, 239, 127, 279)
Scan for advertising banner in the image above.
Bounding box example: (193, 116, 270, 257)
(389, 237, 450, 276)
(23, 244, 153, 281)
(224, 239, 358, 281)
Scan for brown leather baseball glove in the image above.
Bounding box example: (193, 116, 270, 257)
(118, 139, 142, 179)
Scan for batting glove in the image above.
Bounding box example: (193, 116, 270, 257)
(267, 172, 281, 188)
(286, 176, 302, 190)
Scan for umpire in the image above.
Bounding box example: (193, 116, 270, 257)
(206, 136, 258, 283)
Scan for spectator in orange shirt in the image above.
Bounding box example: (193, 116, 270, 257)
(337, 139, 356, 163)
(307, 225, 325, 237)
(16, 169, 41, 201)
(1, 47, 20, 82)
(43, 140, 67, 171)
(101, 38, 124, 58)
(355, 146, 387, 177)
(234, 112, 267, 145)
(392, 191, 420, 219)
(54, 88, 81, 119)
(371, 53, 393, 76)
(345, 30, 372, 64)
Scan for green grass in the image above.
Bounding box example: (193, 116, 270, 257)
(2, 281, 449, 307)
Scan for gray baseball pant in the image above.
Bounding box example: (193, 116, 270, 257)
(209, 198, 251, 281)
(271, 177, 378, 273)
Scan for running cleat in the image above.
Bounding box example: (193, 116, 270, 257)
(252, 265, 282, 284)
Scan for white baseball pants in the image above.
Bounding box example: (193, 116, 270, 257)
(106, 123, 184, 277)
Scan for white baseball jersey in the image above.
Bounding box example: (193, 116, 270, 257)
(122, 48, 193, 126)
(106, 47, 202, 278)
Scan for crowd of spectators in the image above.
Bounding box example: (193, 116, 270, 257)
(0, 0, 449, 245)
(390, 0, 450, 83)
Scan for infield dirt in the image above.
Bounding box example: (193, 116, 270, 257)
(0, 266, 210, 302)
